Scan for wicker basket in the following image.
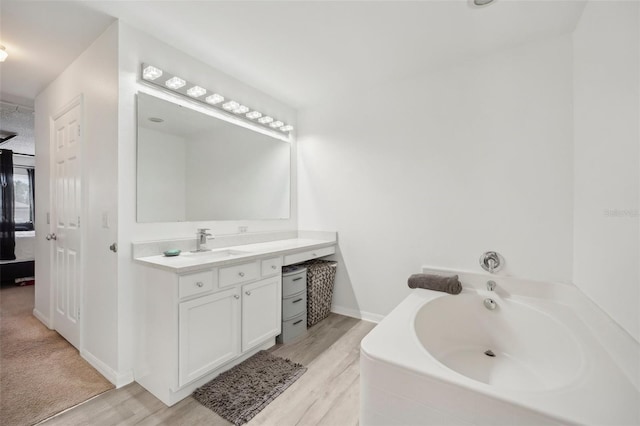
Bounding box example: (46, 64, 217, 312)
(302, 259, 337, 327)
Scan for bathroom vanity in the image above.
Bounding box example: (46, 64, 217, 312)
(133, 233, 336, 406)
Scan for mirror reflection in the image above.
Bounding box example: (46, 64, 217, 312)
(136, 93, 291, 222)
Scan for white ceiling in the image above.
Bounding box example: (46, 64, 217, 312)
(0, 0, 586, 109)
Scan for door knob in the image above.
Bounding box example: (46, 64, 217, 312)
(46, 233, 57, 241)
(109, 243, 118, 253)
(245, 291, 252, 296)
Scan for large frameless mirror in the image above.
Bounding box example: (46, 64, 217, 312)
(136, 93, 291, 222)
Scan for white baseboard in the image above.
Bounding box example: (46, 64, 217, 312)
(331, 305, 384, 324)
(32, 308, 52, 329)
(81, 349, 134, 388)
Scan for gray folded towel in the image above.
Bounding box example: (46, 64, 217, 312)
(408, 273, 462, 295)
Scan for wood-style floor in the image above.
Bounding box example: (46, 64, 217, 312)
(42, 313, 376, 426)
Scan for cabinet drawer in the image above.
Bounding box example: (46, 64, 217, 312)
(179, 270, 215, 299)
(282, 269, 306, 298)
(282, 291, 306, 320)
(283, 246, 335, 266)
(277, 312, 307, 344)
(261, 256, 283, 277)
(219, 261, 260, 288)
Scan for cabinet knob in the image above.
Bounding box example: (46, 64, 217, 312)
(196, 281, 204, 288)
(245, 291, 251, 296)
(234, 294, 240, 299)
(312, 253, 316, 257)
(238, 272, 245, 277)
(271, 265, 277, 269)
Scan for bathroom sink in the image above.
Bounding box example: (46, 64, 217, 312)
(182, 248, 251, 260)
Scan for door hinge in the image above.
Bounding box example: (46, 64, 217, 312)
(77, 307, 80, 319)
(78, 216, 80, 227)
(78, 125, 81, 136)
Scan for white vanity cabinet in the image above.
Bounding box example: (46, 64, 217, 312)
(135, 257, 283, 406)
(242, 277, 281, 352)
(133, 236, 337, 406)
(178, 287, 241, 387)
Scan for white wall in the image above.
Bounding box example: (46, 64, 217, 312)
(137, 127, 187, 222)
(573, 1, 640, 342)
(117, 22, 297, 377)
(298, 35, 575, 319)
(34, 23, 120, 378)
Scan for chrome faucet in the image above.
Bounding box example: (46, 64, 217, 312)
(486, 280, 496, 291)
(480, 251, 502, 273)
(195, 228, 213, 252)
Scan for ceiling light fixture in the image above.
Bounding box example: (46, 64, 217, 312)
(139, 63, 293, 136)
(0, 46, 8, 62)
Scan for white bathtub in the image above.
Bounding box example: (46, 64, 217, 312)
(360, 268, 640, 425)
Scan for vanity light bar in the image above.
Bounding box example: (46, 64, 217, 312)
(139, 63, 293, 135)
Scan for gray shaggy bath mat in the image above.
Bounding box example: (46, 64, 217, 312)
(192, 350, 307, 425)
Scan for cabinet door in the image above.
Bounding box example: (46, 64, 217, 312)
(242, 277, 282, 352)
(179, 287, 240, 387)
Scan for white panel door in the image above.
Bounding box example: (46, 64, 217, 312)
(179, 288, 241, 387)
(242, 277, 281, 352)
(52, 103, 82, 349)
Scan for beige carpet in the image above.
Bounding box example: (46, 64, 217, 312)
(0, 285, 113, 426)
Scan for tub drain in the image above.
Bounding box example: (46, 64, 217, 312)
(484, 350, 496, 357)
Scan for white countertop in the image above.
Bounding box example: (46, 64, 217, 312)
(134, 237, 336, 274)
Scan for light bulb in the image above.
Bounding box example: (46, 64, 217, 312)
(165, 76, 186, 90)
(187, 86, 206, 98)
(246, 111, 262, 120)
(206, 94, 224, 105)
(233, 105, 249, 114)
(223, 101, 240, 111)
(142, 65, 162, 80)
(280, 125, 294, 132)
(269, 121, 284, 129)
(258, 116, 274, 124)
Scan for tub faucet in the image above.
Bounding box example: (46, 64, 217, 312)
(480, 251, 503, 273)
(195, 228, 213, 252)
(487, 280, 496, 291)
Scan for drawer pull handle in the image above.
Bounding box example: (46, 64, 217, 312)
(271, 265, 277, 269)
(234, 294, 240, 299)
(292, 298, 303, 303)
(292, 277, 303, 282)
(238, 272, 245, 277)
(293, 320, 303, 325)
(196, 281, 204, 288)
(245, 291, 252, 296)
